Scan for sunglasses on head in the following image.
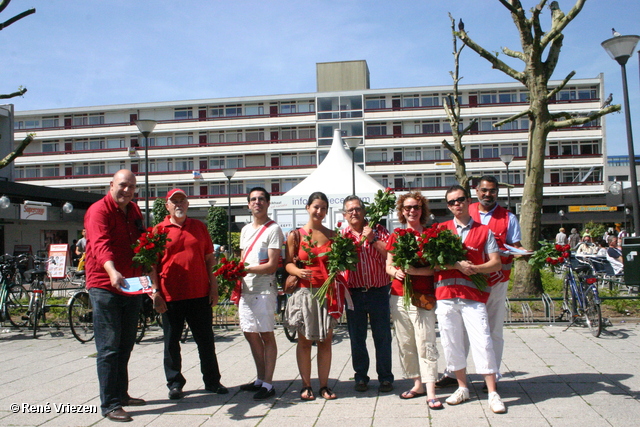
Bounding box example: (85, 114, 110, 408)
(446, 196, 467, 206)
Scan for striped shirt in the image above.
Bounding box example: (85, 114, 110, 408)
(342, 224, 390, 289)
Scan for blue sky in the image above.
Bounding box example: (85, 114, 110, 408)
(1, 0, 638, 155)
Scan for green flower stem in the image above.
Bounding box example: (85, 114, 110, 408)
(313, 272, 337, 306)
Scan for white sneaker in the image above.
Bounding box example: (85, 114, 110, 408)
(445, 387, 470, 405)
(488, 391, 506, 413)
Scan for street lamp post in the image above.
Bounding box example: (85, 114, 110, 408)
(344, 137, 361, 196)
(602, 34, 640, 235)
(405, 175, 415, 191)
(499, 153, 514, 211)
(558, 209, 565, 228)
(223, 168, 236, 256)
(135, 119, 157, 226)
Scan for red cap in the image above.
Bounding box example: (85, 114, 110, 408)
(166, 188, 187, 200)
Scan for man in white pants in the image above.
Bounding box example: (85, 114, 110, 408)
(436, 175, 524, 391)
(238, 187, 284, 400)
(434, 185, 505, 413)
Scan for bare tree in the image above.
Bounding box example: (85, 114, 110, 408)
(440, 13, 478, 193)
(0, 0, 36, 169)
(455, 0, 620, 296)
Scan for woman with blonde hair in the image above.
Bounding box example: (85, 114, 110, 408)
(385, 191, 441, 409)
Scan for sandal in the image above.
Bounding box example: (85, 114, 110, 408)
(319, 386, 337, 400)
(300, 386, 315, 401)
(400, 390, 427, 399)
(427, 398, 444, 410)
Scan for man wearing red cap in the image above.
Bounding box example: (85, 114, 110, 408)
(149, 188, 227, 400)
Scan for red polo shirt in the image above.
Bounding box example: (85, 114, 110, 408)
(85, 194, 144, 294)
(155, 216, 214, 302)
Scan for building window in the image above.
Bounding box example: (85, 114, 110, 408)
(421, 95, 440, 107)
(174, 108, 193, 120)
(40, 166, 58, 177)
(174, 134, 194, 145)
(245, 104, 264, 116)
(174, 160, 194, 171)
(42, 141, 59, 152)
(225, 105, 242, 116)
(42, 116, 59, 128)
(366, 123, 387, 136)
(365, 97, 386, 110)
(106, 138, 124, 149)
(245, 130, 265, 142)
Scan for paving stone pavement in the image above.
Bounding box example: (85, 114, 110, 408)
(1, 320, 639, 426)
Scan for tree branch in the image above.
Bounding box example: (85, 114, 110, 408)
(457, 30, 525, 82)
(0, 134, 33, 168)
(0, 0, 10, 15)
(545, 71, 575, 100)
(550, 104, 621, 129)
(502, 46, 527, 61)
(0, 86, 27, 99)
(0, 7, 35, 31)
(461, 117, 478, 134)
(494, 109, 531, 128)
(540, 0, 586, 49)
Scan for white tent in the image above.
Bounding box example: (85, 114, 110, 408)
(270, 129, 384, 231)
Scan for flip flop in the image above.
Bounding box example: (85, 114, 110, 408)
(427, 398, 444, 410)
(400, 390, 427, 399)
(319, 386, 337, 400)
(300, 386, 315, 401)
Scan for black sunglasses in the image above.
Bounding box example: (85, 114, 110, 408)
(446, 196, 467, 206)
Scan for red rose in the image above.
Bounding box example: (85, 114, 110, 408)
(557, 256, 565, 263)
(546, 257, 553, 263)
(337, 221, 342, 228)
(555, 244, 563, 251)
(563, 245, 571, 251)
(550, 258, 558, 265)
(563, 252, 570, 258)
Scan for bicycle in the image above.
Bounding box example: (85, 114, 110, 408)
(26, 267, 49, 338)
(0, 256, 30, 327)
(561, 256, 602, 337)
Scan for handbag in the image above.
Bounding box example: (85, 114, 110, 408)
(411, 289, 436, 310)
(283, 229, 302, 294)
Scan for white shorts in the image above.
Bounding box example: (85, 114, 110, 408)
(239, 293, 277, 333)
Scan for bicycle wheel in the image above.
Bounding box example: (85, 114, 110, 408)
(136, 311, 147, 344)
(281, 310, 297, 342)
(31, 297, 41, 339)
(562, 273, 577, 319)
(6, 284, 29, 327)
(584, 287, 602, 337)
(68, 291, 94, 343)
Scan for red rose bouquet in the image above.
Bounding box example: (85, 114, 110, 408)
(528, 241, 571, 271)
(389, 228, 423, 308)
(132, 226, 171, 272)
(418, 224, 488, 292)
(314, 222, 359, 306)
(213, 256, 247, 301)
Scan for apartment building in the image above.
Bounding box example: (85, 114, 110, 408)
(10, 60, 616, 241)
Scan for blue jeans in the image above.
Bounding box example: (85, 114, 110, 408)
(346, 284, 394, 384)
(89, 288, 143, 415)
(162, 296, 222, 390)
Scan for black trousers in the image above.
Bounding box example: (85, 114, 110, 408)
(162, 296, 222, 389)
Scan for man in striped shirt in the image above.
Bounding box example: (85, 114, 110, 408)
(341, 195, 393, 393)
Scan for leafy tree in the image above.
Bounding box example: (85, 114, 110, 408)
(151, 198, 168, 227)
(455, 0, 620, 296)
(583, 221, 605, 243)
(206, 206, 228, 247)
(0, 1, 36, 169)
